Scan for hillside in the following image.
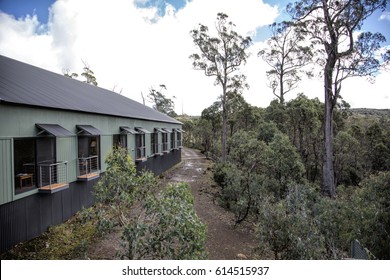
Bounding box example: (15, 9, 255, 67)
(349, 108, 390, 118)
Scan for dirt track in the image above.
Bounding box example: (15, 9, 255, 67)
(89, 147, 257, 259)
(163, 148, 257, 259)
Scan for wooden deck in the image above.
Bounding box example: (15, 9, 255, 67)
(77, 172, 100, 181)
(39, 183, 69, 193)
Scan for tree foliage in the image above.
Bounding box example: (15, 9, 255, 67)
(63, 59, 98, 86)
(81, 59, 98, 86)
(190, 12, 252, 162)
(208, 92, 390, 259)
(147, 84, 177, 117)
(258, 22, 313, 104)
(122, 183, 207, 260)
(94, 147, 206, 259)
(287, 0, 388, 197)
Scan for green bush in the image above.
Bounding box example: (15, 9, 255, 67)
(355, 172, 390, 259)
(121, 183, 207, 260)
(256, 184, 325, 259)
(94, 147, 156, 228)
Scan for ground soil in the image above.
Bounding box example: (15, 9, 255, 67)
(88, 147, 258, 260)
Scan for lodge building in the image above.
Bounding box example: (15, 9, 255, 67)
(0, 55, 183, 252)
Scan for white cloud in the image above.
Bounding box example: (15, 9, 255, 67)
(0, 0, 388, 115)
(379, 11, 390, 21)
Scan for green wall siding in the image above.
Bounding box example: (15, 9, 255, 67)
(57, 137, 78, 182)
(0, 105, 180, 138)
(100, 135, 113, 172)
(0, 139, 13, 204)
(0, 104, 182, 205)
(127, 134, 136, 161)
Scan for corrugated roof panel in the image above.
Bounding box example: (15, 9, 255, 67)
(76, 125, 102, 135)
(162, 128, 173, 133)
(0, 55, 181, 125)
(36, 124, 74, 137)
(120, 126, 138, 134)
(135, 127, 151, 134)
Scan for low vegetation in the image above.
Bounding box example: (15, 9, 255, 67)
(183, 95, 390, 259)
(1, 147, 207, 260)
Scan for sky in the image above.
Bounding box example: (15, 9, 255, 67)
(0, 0, 389, 116)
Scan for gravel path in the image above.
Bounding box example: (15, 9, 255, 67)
(88, 147, 258, 259)
(163, 148, 257, 260)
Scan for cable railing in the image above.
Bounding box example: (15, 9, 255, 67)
(162, 142, 169, 152)
(136, 146, 146, 161)
(78, 155, 99, 178)
(151, 143, 159, 155)
(38, 161, 68, 191)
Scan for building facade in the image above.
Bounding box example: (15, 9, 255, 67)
(0, 55, 183, 252)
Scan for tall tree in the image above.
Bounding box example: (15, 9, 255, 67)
(147, 84, 177, 117)
(190, 13, 252, 162)
(81, 59, 98, 86)
(258, 21, 313, 104)
(287, 0, 388, 197)
(63, 69, 79, 79)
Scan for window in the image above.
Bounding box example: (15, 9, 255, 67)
(135, 133, 146, 161)
(162, 132, 168, 152)
(14, 138, 36, 194)
(113, 134, 127, 149)
(151, 131, 159, 155)
(171, 131, 175, 149)
(14, 136, 68, 194)
(77, 136, 100, 180)
(177, 131, 182, 147)
(77, 125, 101, 181)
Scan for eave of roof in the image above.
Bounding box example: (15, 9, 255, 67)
(0, 55, 181, 125)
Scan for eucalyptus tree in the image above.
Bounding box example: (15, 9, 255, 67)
(258, 21, 313, 104)
(63, 69, 79, 79)
(81, 59, 98, 86)
(287, 0, 388, 197)
(147, 84, 177, 117)
(190, 13, 252, 162)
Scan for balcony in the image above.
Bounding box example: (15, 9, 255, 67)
(38, 161, 69, 194)
(162, 142, 169, 153)
(151, 143, 162, 156)
(77, 155, 100, 181)
(135, 146, 147, 162)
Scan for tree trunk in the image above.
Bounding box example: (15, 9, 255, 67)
(322, 67, 336, 198)
(220, 80, 228, 163)
(221, 104, 227, 163)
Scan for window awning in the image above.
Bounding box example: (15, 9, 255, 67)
(36, 124, 74, 137)
(135, 127, 151, 134)
(76, 125, 102, 135)
(175, 128, 185, 133)
(162, 128, 173, 133)
(120, 126, 138, 134)
(154, 128, 165, 133)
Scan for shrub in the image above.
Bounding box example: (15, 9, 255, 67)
(121, 183, 207, 260)
(256, 184, 325, 259)
(94, 146, 156, 228)
(356, 172, 390, 259)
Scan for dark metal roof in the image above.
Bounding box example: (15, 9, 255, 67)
(135, 127, 151, 134)
(120, 126, 138, 134)
(36, 123, 75, 137)
(0, 55, 180, 125)
(162, 128, 173, 133)
(76, 125, 102, 135)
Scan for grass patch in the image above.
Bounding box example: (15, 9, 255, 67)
(1, 207, 98, 260)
